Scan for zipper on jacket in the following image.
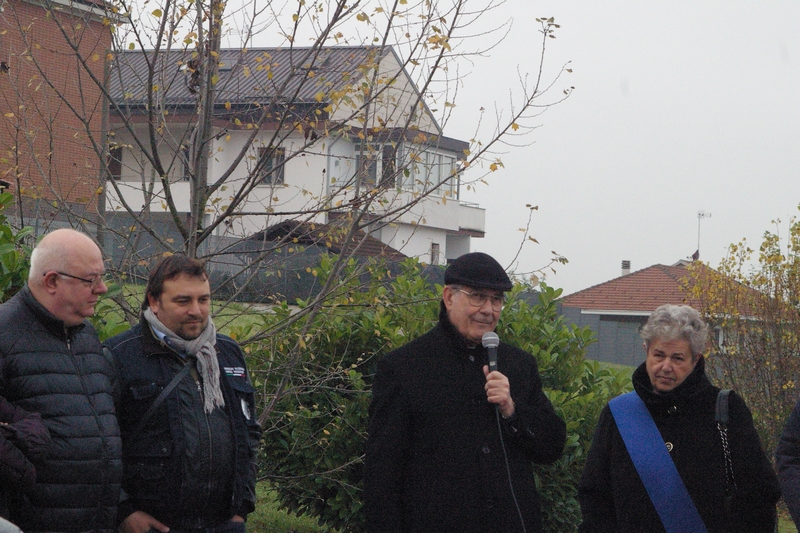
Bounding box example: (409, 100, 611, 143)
(66, 324, 114, 523)
(188, 359, 216, 512)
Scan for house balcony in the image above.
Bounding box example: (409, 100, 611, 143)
(457, 201, 485, 237)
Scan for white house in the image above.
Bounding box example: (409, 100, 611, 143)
(105, 46, 484, 265)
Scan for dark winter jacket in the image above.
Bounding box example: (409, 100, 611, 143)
(775, 393, 800, 526)
(578, 357, 780, 532)
(106, 320, 261, 529)
(0, 286, 123, 532)
(0, 395, 51, 492)
(364, 309, 566, 533)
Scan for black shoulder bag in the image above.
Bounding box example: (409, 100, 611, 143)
(715, 389, 778, 533)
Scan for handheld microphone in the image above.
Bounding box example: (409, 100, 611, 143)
(482, 330, 527, 533)
(482, 332, 500, 372)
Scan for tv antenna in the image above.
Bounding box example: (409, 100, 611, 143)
(696, 210, 711, 258)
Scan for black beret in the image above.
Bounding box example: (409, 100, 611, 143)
(444, 252, 512, 291)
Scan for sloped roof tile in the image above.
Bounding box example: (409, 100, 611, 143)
(561, 264, 699, 313)
(109, 46, 382, 107)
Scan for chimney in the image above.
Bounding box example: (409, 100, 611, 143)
(621, 260, 631, 276)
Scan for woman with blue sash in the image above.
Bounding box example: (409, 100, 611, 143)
(578, 304, 779, 532)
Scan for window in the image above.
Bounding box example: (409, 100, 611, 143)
(355, 144, 399, 188)
(431, 243, 440, 265)
(382, 144, 397, 187)
(107, 146, 123, 180)
(181, 146, 192, 182)
(714, 326, 725, 350)
(258, 147, 286, 185)
(435, 155, 457, 197)
(396, 144, 457, 197)
(356, 151, 378, 186)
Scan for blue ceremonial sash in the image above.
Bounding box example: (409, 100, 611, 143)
(609, 392, 708, 533)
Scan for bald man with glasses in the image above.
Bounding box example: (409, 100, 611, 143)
(364, 252, 566, 533)
(0, 229, 122, 533)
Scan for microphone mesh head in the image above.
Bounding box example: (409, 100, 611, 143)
(481, 332, 500, 348)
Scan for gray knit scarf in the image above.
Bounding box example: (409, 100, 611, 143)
(143, 308, 226, 413)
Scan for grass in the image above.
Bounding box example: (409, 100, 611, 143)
(250, 484, 798, 533)
(248, 484, 329, 533)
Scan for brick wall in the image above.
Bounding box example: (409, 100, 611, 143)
(0, 0, 111, 218)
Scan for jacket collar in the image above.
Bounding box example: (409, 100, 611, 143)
(632, 355, 711, 411)
(19, 285, 85, 340)
(437, 301, 484, 356)
(138, 315, 177, 358)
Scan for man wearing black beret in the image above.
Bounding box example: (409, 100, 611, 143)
(364, 252, 566, 533)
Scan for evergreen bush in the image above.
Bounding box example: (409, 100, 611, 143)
(252, 256, 629, 532)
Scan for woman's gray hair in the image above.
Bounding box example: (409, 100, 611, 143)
(640, 304, 709, 359)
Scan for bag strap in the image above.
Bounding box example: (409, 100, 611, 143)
(610, 392, 708, 533)
(131, 364, 192, 436)
(715, 390, 736, 492)
(715, 389, 731, 425)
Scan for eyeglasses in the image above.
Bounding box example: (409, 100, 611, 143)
(51, 271, 107, 290)
(455, 288, 505, 310)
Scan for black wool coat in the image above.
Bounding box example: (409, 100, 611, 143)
(364, 311, 566, 533)
(578, 357, 780, 533)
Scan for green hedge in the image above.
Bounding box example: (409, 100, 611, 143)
(0, 193, 31, 303)
(251, 257, 629, 532)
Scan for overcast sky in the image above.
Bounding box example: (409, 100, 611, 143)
(453, 1, 800, 296)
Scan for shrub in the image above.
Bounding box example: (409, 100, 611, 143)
(252, 256, 629, 532)
(0, 193, 32, 303)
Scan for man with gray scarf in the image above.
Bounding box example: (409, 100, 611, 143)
(106, 255, 261, 533)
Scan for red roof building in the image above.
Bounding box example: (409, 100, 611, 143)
(559, 261, 698, 366)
